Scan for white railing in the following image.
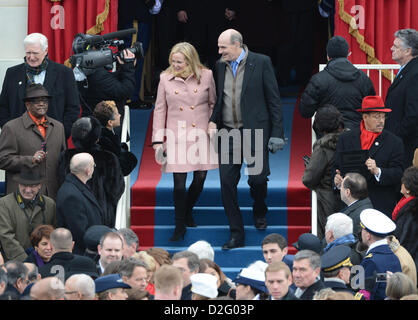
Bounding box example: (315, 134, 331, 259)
(310, 64, 400, 236)
(115, 105, 131, 229)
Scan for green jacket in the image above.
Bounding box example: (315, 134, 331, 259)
(0, 192, 56, 262)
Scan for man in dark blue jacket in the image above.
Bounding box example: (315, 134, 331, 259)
(359, 209, 402, 300)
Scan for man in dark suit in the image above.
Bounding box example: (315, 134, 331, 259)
(385, 29, 418, 168)
(292, 250, 325, 300)
(209, 29, 285, 250)
(339, 172, 373, 235)
(176, 0, 237, 70)
(56, 153, 104, 255)
(0, 33, 80, 139)
(39, 228, 98, 281)
(334, 96, 404, 217)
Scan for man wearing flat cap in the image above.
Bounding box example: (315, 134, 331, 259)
(300, 35, 376, 131)
(0, 84, 66, 200)
(0, 165, 56, 262)
(334, 96, 404, 216)
(359, 208, 402, 300)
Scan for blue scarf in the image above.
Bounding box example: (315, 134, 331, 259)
(324, 233, 356, 252)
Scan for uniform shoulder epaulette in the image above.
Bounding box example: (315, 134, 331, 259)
(364, 253, 373, 259)
(354, 292, 364, 300)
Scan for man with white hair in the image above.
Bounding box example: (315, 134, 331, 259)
(324, 212, 364, 265)
(187, 240, 215, 261)
(385, 28, 418, 167)
(0, 32, 80, 139)
(65, 274, 96, 300)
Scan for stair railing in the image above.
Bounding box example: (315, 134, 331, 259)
(115, 105, 131, 229)
(310, 64, 400, 235)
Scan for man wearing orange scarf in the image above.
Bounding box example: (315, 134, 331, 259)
(0, 84, 66, 200)
(334, 96, 404, 217)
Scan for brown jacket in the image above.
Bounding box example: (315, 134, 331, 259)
(387, 235, 417, 287)
(0, 112, 66, 200)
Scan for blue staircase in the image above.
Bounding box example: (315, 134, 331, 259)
(129, 94, 311, 280)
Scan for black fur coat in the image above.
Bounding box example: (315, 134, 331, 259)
(394, 197, 418, 275)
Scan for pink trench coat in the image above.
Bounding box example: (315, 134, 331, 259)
(152, 69, 218, 173)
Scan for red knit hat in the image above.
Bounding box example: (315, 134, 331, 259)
(356, 96, 392, 113)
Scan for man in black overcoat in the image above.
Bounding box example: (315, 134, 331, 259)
(385, 29, 418, 168)
(56, 153, 104, 255)
(334, 96, 404, 217)
(0, 33, 80, 139)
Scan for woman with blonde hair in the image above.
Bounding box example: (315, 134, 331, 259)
(152, 42, 217, 241)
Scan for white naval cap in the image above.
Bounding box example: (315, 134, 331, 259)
(360, 208, 396, 237)
(190, 273, 218, 299)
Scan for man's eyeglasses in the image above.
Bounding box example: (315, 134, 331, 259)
(28, 98, 49, 105)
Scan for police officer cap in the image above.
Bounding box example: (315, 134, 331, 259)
(360, 208, 396, 237)
(95, 274, 131, 293)
(321, 245, 353, 273)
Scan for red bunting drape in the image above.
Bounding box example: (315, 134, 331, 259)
(334, 0, 418, 99)
(28, 0, 118, 64)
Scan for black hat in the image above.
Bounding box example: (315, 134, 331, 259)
(83, 225, 114, 252)
(23, 84, 52, 101)
(292, 233, 322, 254)
(14, 165, 44, 185)
(326, 36, 349, 59)
(321, 245, 353, 273)
(71, 116, 102, 149)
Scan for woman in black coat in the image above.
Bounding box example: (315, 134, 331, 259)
(302, 105, 344, 239)
(58, 116, 125, 228)
(393, 166, 418, 280)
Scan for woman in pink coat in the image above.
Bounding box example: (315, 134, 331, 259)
(152, 42, 218, 241)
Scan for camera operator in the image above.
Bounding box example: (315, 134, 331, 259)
(78, 49, 136, 137)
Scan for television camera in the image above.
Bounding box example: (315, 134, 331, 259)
(70, 28, 144, 77)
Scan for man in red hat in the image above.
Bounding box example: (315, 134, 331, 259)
(334, 96, 404, 217)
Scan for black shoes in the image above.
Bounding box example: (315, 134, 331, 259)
(186, 218, 197, 228)
(255, 217, 268, 230)
(222, 238, 245, 250)
(169, 227, 186, 242)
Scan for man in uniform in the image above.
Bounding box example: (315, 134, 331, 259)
(359, 208, 402, 300)
(321, 245, 364, 299)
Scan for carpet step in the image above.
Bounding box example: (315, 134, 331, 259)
(131, 225, 311, 248)
(130, 206, 311, 226)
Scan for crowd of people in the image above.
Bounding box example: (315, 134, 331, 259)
(0, 226, 416, 301)
(0, 0, 417, 301)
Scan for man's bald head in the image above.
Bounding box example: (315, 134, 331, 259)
(218, 29, 244, 62)
(30, 277, 65, 300)
(219, 29, 243, 46)
(69, 153, 95, 182)
(50, 228, 73, 253)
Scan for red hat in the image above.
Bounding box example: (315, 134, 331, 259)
(357, 96, 392, 113)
